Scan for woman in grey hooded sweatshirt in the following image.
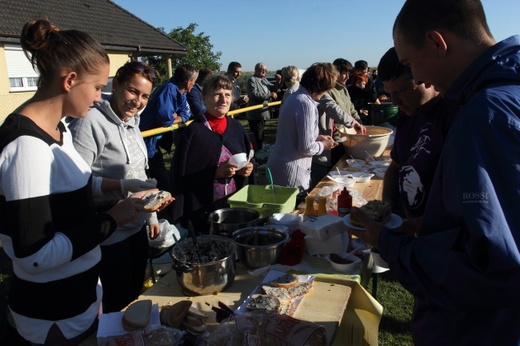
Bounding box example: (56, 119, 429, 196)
(69, 61, 161, 312)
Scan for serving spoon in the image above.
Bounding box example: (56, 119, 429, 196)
(187, 220, 201, 263)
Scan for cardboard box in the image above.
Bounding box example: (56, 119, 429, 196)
(300, 214, 346, 240)
(304, 232, 349, 256)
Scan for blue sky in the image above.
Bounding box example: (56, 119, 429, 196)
(112, 0, 520, 72)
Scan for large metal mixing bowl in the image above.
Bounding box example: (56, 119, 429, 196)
(208, 208, 260, 237)
(232, 226, 288, 269)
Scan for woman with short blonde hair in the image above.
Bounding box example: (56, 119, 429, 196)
(281, 65, 300, 102)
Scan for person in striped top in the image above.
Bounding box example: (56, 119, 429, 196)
(0, 19, 150, 345)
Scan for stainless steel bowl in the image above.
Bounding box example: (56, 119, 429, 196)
(171, 235, 236, 296)
(232, 226, 289, 269)
(208, 208, 260, 237)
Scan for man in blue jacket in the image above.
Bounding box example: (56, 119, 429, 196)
(140, 64, 197, 192)
(349, 0, 520, 344)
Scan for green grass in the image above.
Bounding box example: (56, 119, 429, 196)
(371, 272, 414, 345)
(0, 116, 414, 345)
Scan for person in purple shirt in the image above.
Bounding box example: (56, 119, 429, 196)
(377, 47, 452, 222)
(349, 1, 520, 344)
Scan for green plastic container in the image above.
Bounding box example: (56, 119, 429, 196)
(367, 103, 399, 126)
(227, 185, 299, 219)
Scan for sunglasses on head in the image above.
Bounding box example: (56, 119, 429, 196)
(126, 61, 156, 79)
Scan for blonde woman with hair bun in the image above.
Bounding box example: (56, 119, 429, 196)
(281, 65, 300, 102)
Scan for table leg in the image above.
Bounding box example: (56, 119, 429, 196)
(371, 273, 379, 299)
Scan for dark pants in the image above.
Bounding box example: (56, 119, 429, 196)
(248, 119, 265, 150)
(147, 149, 170, 192)
(331, 145, 345, 166)
(99, 227, 149, 313)
(310, 146, 345, 190)
(310, 162, 330, 190)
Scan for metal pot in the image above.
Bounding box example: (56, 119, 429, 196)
(208, 208, 260, 237)
(232, 226, 289, 269)
(171, 235, 236, 296)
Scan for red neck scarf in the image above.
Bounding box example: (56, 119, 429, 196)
(205, 112, 227, 134)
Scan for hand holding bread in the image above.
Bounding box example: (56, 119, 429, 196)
(348, 206, 385, 248)
(141, 190, 173, 212)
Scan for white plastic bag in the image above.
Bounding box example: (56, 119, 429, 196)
(147, 219, 182, 248)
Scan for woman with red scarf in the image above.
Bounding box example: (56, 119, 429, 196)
(170, 74, 254, 233)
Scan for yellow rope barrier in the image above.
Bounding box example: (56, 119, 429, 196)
(140, 101, 282, 138)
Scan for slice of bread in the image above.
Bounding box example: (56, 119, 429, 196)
(142, 190, 172, 212)
(269, 273, 300, 288)
(246, 294, 281, 313)
(182, 306, 207, 335)
(278, 301, 294, 315)
(122, 300, 152, 331)
(262, 280, 314, 305)
(186, 306, 208, 320)
(350, 200, 392, 227)
(287, 281, 313, 299)
(160, 300, 192, 328)
(261, 285, 292, 305)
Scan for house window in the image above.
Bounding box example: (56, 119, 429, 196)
(4, 44, 39, 92)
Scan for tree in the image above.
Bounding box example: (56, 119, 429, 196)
(145, 23, 222, 85)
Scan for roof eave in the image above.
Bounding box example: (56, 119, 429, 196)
(102, 44, 187, 56)
(0, 38, 187, 56)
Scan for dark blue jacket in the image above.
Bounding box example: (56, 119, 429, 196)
(139, 78, 192, 157)
(187, 83, 206, 119)
(380, 35, 520, 345)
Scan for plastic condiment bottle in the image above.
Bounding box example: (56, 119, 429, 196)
(337, 187, 352, 217)
(303, 196, 316, 217)
(316, 197, 327, 216)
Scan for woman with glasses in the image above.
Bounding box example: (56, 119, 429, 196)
(68, 61, 170, 312)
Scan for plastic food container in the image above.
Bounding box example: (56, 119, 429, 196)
(349, 172, 375, 183)
(227, 185, 299, 219)
(327, 253, 362, 274)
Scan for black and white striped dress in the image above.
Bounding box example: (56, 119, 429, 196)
(0, 113, 117, 343)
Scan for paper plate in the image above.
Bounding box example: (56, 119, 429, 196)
(343, 213, 403, 231)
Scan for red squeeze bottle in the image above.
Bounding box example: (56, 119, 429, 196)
(337, 187, 352, 218)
